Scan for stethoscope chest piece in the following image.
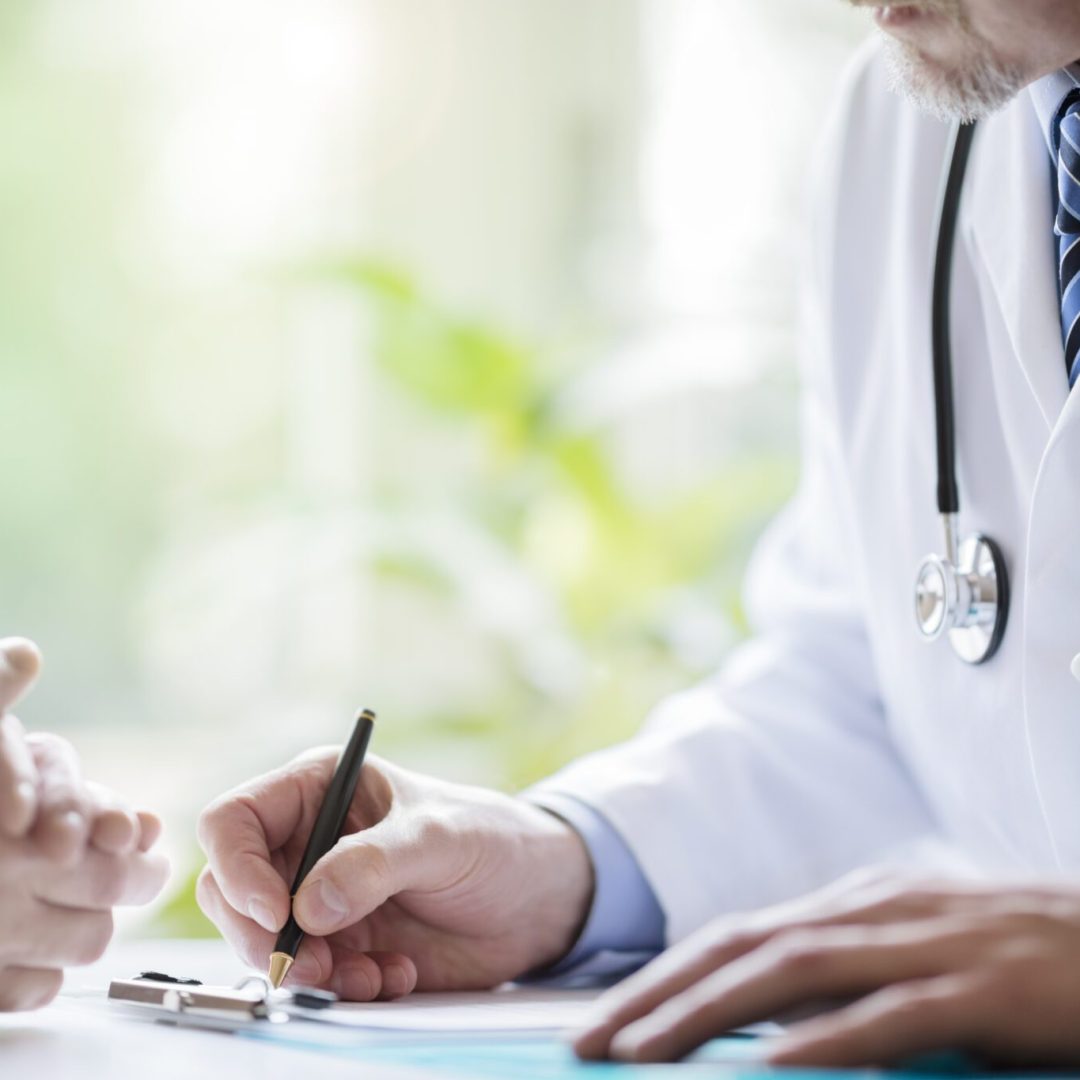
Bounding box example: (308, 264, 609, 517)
(914, 532, 1009, 665)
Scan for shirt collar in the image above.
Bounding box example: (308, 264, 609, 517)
(1030, 64, 1080, 157)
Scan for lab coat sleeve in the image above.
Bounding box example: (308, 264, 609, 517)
(526, 44, 943, 945)
(509, 794, 660, 989)
(522, 793, 665, 985)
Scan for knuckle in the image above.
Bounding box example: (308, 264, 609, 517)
(28, 733, 77, 774)
(195, 799, 228, 848)
(769, 930, 829, 972)
(875, 983, 930, 1022)
(293, 745, 338, 767)
(27, 731, 66, 753)
(415, 812, 453, 851)
(701, 936, 732, 967)
(703, 925, 754, 965)
(878, 878, 922, 907)
(356, 839, 393, 891)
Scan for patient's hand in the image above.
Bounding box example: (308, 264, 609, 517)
(0, 639, 170, 1011)
(574, 867, 1080, 1069)
(196, 750, 594, 1001)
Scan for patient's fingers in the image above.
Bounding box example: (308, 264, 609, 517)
(85, 781, 141, 855)
(26, 734, 93, 861)
(0, 639, 41, 712)
(136, 810, 163, 852)
(0, 713, 38, 839)
(35, 847, 170, 911)
(4, 904, 114, 968)
(0, 640, 43, 841)
(0, 966, 64, 1012)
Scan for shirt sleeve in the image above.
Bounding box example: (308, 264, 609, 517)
(518, 792, 665, 986)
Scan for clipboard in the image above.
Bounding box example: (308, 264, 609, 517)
(108, 972, 335, 1033)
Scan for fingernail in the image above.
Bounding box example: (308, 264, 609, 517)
(298, 878, 348, 931)
(60, 810, 85, 836)
(247, 899, 278, 933)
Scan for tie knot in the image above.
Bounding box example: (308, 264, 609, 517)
(1056, 105, 1080, 235)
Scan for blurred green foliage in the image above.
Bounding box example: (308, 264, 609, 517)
(306, 258, 797, 786)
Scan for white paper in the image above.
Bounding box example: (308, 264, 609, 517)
(301, 987, 604, 1033)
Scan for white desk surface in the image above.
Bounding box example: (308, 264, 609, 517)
(0, 939, 433, 1080)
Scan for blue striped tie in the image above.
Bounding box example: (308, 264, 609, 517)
(1055, 101, 1080, 386)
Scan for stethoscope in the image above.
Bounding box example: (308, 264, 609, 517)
(913, 120, 1010, 665)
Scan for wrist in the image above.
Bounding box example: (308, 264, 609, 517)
(515, 801, 596, 972)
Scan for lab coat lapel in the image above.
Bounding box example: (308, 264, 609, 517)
(965, 101, 1069, 431)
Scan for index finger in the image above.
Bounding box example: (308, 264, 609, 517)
(0, 638, 42, 712)
(0, 713, 38, 839)
(0, 640, 44, 838)
(197, 762, 317, 934)
(768, 975, 984, 1068)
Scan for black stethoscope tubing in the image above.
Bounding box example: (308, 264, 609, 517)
(931, 120, 977, 518)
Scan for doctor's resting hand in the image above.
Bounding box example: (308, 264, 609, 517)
(575, 867, 1080, 1070)
(196, 749, 595, 1001)
(0, 638, 170, 1012)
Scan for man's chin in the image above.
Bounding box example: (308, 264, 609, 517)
(879, 33, 1027, 123)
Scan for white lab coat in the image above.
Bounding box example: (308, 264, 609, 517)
(532, 39, 1080, 945)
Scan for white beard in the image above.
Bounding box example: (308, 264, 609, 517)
(880, 31, 1028, 122)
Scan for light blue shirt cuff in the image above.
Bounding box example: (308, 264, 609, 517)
(522, 792, 665, 985)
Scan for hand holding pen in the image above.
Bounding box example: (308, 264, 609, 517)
(196, 724, 595, 1000)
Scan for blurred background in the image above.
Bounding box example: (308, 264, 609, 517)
(0, 0, 867, 933)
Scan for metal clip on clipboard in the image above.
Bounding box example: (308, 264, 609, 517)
(108, 973, 337, 1033)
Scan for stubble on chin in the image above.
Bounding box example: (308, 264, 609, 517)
(864, 4, 1028, 122)
(880, 36, 1027, 122)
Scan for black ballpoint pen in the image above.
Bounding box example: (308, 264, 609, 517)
(267, 707, 377, 989)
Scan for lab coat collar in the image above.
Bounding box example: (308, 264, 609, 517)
(965, 96, 1070, 432)
(1028, 64, 1080, 157)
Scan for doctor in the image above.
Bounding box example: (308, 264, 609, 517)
(197, 0, 1080, 1067)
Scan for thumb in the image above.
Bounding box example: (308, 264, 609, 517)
(293, 815, 440, 936)
(0, 638, 42, 712)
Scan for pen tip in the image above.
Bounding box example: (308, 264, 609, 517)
(358, 707, 377, 723)
(267, 952, 294, 990)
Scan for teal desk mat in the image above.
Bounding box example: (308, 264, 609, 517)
(241, 1028, 1039, 1080)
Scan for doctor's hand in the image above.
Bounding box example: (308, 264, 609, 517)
(574, 870, 1080, 1070)
(196, 750, 594, 1001)
(0, 638, 170, 1011)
